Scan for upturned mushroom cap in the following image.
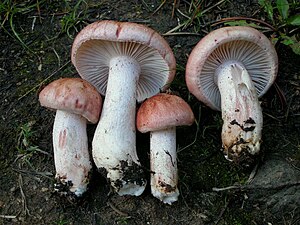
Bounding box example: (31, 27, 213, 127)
(39, 78, 102, 124)
(71, 20, 176, 102)
(137, 93, 195, 133)
(185, 26, 278, 111)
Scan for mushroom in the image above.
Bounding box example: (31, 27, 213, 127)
(185, 26, 278, 162)
(136, 93, 195, 204)
(39, 78, 102, 197)
(71, 20, 176, 196)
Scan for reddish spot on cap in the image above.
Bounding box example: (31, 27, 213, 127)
(39, 78, 102, 123)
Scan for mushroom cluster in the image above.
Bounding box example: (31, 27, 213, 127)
(39, 21, 278, 204)
(39, 20, 186, 202)
(71, 20, 177, 196)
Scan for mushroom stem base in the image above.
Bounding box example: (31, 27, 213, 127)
(216, 61, 263, 162)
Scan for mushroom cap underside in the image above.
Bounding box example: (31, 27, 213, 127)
(71, 20, 176, 102)
(185, 26, 278, 111)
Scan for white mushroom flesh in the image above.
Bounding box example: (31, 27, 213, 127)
(53, 110, 92, 197)
(216, 60, 263, 160)
(150, 127, 179, 204)
(92, 56, 146, 196)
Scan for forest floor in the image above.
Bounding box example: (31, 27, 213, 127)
(0, 0, 299, 224)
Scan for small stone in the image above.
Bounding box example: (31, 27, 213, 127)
(41, 187, 49, 192)
(10, 186, 16, 192)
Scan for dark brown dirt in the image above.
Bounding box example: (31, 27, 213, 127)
(0, 1, 299, 225)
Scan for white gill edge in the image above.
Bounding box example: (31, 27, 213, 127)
(76, 41, 170, 102)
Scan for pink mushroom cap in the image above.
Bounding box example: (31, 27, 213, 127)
(39, 78, 102, 124)
(137, 93, 195, 133)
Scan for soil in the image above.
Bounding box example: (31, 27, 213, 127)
(0, 0, 299, 225)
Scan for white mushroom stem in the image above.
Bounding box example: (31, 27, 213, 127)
(216, 61, 263, 160)
(92, 56, 146, 196)
(53, 110, 92, 197)
(150, 127, 179, 204)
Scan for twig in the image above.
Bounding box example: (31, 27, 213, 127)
(163, 31, 201, 36)
(172, 0, 178, 18)
(107, 200, 130, 217)
(152, 0, 167, 16)
(178, 105, 201, 153)
(285, 89, 296, 122)
(164, 22, 187, 35)
(52, 47, 61, 67)
(273, 82, 287, 111)
(18, 174, 30, 216)
(30, 148, 52, 157)
(36, 0, 42, 23)
(213, 185, 239, 192)
(247, 163, 259, 184)
(0, 215, 17, 219)
(263, 112, 281, 121)
(12, 168, 53, 180)
(212, 181, 300, 192)
(286, 158, 300, 172)
(185, 0, 226, 29)
(176, 8, 191, 20)
(211, 16, 276, 32)
(18, 60, 70, 100)
(214, 197, 231, 225)
(164, 0, 227, 35)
